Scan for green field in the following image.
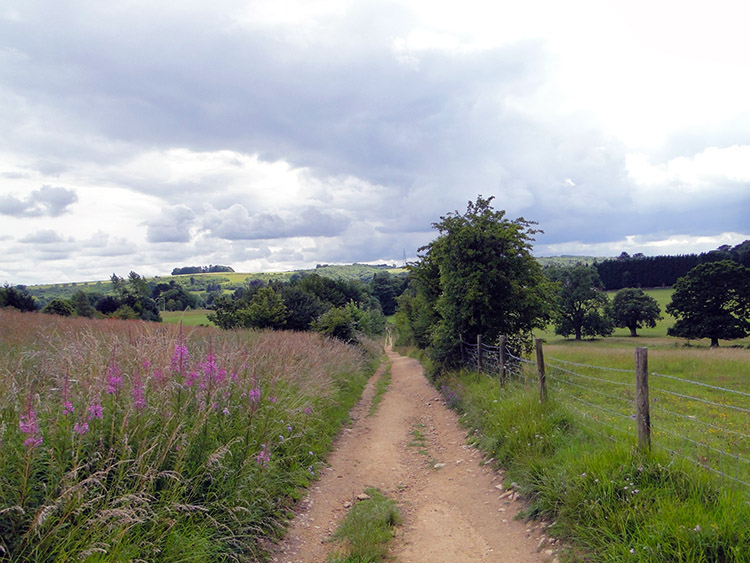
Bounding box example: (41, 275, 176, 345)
(161, 308, 213, 326)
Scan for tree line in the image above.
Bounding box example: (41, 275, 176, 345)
(394, 197, 750, 373)
(207, 272, 406, 343)
(594, 242, 750, 290)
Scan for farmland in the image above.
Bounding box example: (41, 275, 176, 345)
(0, 308, 378, 561)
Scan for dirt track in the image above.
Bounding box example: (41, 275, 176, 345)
(272, 346, 559, 562)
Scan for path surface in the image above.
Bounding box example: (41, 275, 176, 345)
(272, 347, 559, 562)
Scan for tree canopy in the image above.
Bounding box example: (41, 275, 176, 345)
(400, 196, 552, 366)
(612, 287, 662, 337)
(666, 260, 750, 347)
(547, 264, 613, 340)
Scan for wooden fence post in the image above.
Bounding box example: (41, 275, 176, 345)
(498, 335, 507, 383)
(477, 334, 483, 372)
(535, 338, 546, 402)
(635, 347, 651, 451)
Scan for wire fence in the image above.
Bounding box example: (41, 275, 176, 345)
(462, 336, 750, 499)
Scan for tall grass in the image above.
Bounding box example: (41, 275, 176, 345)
(0, 309, 375, 562)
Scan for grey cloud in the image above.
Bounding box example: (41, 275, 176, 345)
(145, 205, 197, 243)
(205, 204, 349, 240)
(0, 186, 78, 217)
(18, 229, 66, 243)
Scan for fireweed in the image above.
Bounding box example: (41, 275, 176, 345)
(0, 309, 375, 562)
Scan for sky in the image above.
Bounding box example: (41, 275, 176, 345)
(1, 0, 748, 286)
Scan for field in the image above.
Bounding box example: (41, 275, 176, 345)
(161, 308, 213, 326)
(0, 308, 377, 561)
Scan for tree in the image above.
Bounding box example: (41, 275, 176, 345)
(407, 196, 553, 366)
(612, 288, 662, 337)
(666, 260, 750, 347)
(548, 265, 613, 340)
(71, 290, 96, 318)
(240, 286, 288, 329)
(0, 284, 38, 312)
(42, 298, 75, 317)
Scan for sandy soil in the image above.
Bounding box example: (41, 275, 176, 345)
(271, 346, 560, 562)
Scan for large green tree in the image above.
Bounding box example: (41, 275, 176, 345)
(667, 260, 750, 347)
(407, 196, 552, 366)
(547, 264, 613, 340)
(612, 287, 662, 337)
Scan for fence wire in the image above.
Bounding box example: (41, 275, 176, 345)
(460, 337, 750, 498)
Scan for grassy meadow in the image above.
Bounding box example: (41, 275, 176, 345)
(0, 308, 378, 562)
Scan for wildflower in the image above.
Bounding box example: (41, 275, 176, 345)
(19, 408, 42, 449)
(62, 401, 75, 415)
(222, 407, 230, 415)
(694, 525, 702, 532)
(309, 451, 314, 456)
(256, 444, 271, 466)
(268, 396, 277, 403)
(184, 370, 199, 387)
(73, 421, 89, 435)
(131, 374, 146, 411)
(304, 406, 312, 415)
(287, 425, 292, 433)
(105, 363, 123, 395)
(248, 388, 261, 403)
(87, 403, 104, 420)
(308, 465, 315, 476)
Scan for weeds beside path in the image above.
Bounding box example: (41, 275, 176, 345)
(273, 347, 554, 563)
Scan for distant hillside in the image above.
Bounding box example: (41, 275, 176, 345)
(26, 263, 407, 306)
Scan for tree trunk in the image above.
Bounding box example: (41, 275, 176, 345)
(629, 326, 638, 337)
(710, 337, 720, 348)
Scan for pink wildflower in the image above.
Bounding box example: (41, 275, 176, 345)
(248, 388, 261, 403)
(255, 444, 271, 466)
(131, 374, 146, 411)
(19, 408, 42, 449)
(87, 403, 104, 420)
(62, 401, 75, 415)
(73, 421, 89, 435)
(105, 363, 123, 395)
(171, 344, 190, 375)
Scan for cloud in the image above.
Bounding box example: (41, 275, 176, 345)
(204, 204, 349, 240)
(145, 205, 197, 243)
(0, 185, 78, 217)
(18, 229, 66, 243)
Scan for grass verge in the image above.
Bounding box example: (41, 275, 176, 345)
(328, 488, 402, 562)
(368, 363, 392, 417)
(435, 368, 750, 562)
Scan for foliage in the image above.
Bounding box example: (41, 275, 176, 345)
(404, 196, 552, 367)
(241, 285, 288, 329)
(108, 272, 162, 322)
(370, 271, 408, 316)
(666, 260, 750, 347)
(209, 274, 387, 340)
(70, 290, 96, 318)
(547, 264, 613, 340)
(0, 284, 38, 312)
(595, 240, 750, 290)
(0, 309, 374, 561)
(313, 302, 383, 344)
(41, 297, 75, 316)
(611, 287, 662, 337)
